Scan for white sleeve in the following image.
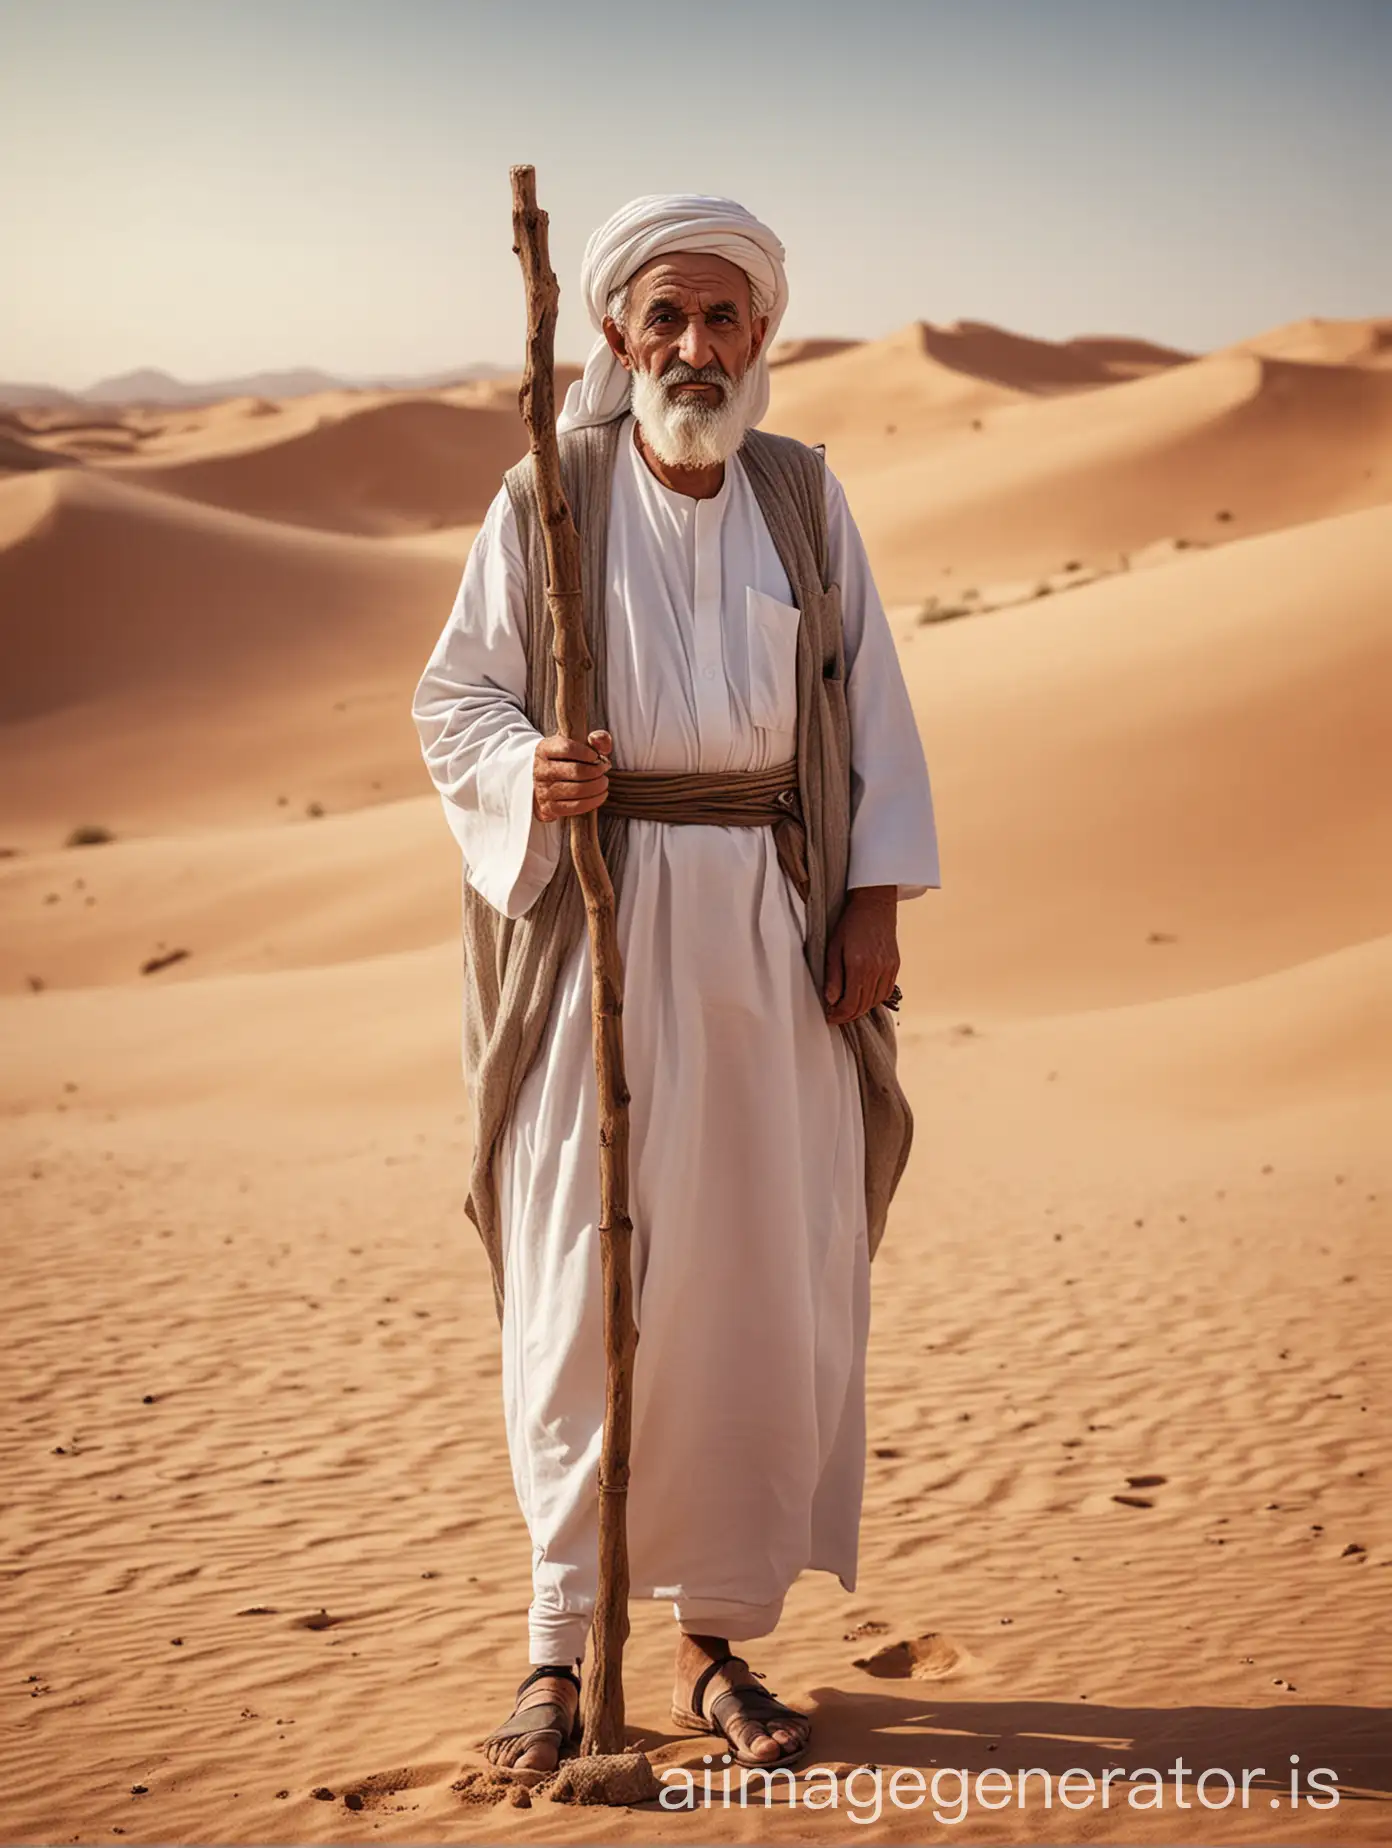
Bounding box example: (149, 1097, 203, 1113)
(410, 486, 563, 918)
(826, 465, 942, 899)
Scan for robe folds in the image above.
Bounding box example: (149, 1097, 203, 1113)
(412, 415, 940, 1664)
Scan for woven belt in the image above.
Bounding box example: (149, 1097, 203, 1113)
(602, 761, 802, 827)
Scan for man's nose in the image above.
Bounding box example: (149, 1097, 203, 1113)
(678, 318, 714, 368)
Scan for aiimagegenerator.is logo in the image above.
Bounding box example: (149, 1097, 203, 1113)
(656, 1752, 1341, 1821)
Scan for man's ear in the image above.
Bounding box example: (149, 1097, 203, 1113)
(747, 313, 771, 367)
(601, 315, 632, 371)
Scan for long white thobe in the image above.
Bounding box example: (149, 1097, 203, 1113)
(413, 416, 940, 1664)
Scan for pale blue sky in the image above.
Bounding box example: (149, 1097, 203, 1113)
(3, 0, 1388, 388)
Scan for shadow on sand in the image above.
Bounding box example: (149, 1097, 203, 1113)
(637, 1691, 1391, 1814)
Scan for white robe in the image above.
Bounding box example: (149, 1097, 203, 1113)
(412, 417, 940, 1663)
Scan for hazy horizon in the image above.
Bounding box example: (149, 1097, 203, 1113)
(4, 0, 1389, 391)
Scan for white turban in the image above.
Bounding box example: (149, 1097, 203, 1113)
(556, 192, 788, 435)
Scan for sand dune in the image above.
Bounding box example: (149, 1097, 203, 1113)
(772, 336, 1392, 596)
(3, 307, 1389, 1843)
(0, 468, 462, 846)
(442, 363, 583, 412)
(1062, 331, 1195, 377)
(901, 318, 1190, 393)
(1237, 314, 1392, 368)
(4, 938, 461, 1119)
(767, 320, 1189, 417)
(12, 367, 583, 532)
(770, 320, 1028, 451)
(60, 368, 578, 534)
(896, 500, 1392, 1013)
(765, 317, 1195, 469)
(1091, 930, 1392, 1118)
(1, 796, 457, 994)
(768, 336, 863, 368)
(0, 467, 444, 711)
(8, 497, 1387, 1016)
(15, 319, 1386, 595)
(14, 419, 146, 459)
(0, 419, 67, 473)
(94, 395, 533, 536)
(902, 930, 1391, 1139)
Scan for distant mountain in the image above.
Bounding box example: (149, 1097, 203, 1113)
(83, 367, 244, 405)
(0, 362, 517, 411)
(0, 380, 84, 409)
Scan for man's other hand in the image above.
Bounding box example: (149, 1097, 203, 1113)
(823, 885, 899, 1025)
(532, 729, 612, 822)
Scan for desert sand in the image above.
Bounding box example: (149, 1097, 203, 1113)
(3, 314, 1389, 1844)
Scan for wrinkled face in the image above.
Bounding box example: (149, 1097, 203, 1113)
(603, 250, 770, 468)
(605, 249, 767, 398)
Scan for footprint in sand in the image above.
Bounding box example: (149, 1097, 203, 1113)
(853, 1633, 967, 1681)
(1111, 1471, 1168, 1509)
(337, 1762, 454, 1813)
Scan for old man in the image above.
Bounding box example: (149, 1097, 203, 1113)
(412, 193, 940, 1773)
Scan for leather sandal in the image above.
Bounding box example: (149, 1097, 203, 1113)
(481, 1664, 582, 1765)
(671, 1652, 810, 1770)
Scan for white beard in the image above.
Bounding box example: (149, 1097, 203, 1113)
(629, 360, 758, 468)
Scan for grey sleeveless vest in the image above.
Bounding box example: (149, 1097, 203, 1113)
(459, 416, 911, 1317)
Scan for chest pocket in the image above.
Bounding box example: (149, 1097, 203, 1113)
(744, 587, 801, 734)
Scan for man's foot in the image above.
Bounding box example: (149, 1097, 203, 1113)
(672, 1633, 811, 1766)
(481, 1665, 580, 1773)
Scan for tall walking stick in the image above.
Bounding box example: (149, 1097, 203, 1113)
(510, 164, 637, 1759)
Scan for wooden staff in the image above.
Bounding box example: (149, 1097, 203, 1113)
(509, 164, 637, 1759)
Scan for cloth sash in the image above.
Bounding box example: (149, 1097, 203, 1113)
(602, 761, 799, 826)
(603, 761, 811, 899)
